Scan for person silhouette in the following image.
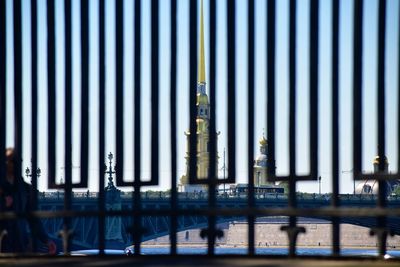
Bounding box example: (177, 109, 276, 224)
(0, 148, 56, 254)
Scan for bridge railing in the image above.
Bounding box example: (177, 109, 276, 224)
(37, 191, 400, 202)
(0, 0, 399, 260)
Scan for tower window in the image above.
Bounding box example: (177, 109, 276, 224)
(200, 108, 203, 114)
(205, 109, 208, 115)
(363, 185, 372, 194)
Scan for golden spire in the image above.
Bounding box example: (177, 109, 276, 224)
(198, 0, 206, 84)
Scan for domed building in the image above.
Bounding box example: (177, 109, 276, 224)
(355, 155, 399, 195)
(253, 134, 270, 186)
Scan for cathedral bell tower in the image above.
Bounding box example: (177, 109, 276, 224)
(180, 0, 219, 192)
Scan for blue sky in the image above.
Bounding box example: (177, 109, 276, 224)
(4, 0, 400, 193)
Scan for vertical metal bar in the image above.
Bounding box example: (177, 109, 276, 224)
(133, 0, 142, 256)
(353, 0, 363, 182)
(227, 0, 236, 183)
(170, 0, 178, 255)
(31, 0, 38, 215)
(376, 0, 387, 256)
(207, 152, 217, 257)
(207, 180, 216, 256)
(267, 0, 276, 179)
(288, 0, 297, 257)
(47, 0, 56, 191)
(13, 1, 24, 253)
(0, 0, 5, 186)
(80, 0, 89, 187)
(331, 0, 340, 256)
(377, 0, 386, 180)
(64, 0, 72, 197)
(189, 0, 198, 184)
(208, 0, 217, 187)
(116, 0, 124, 186)
(209, 0, 217, 193)
(208, 0, 218, 256)
(247, 0, 255, 256)
(151, 0, 159, 188)
(98, 0, 106, 254)
(14, 0, 22, 191)
(398, 0, 400, 182)
(194, 0, 217, 255)
(309, 0, 319, 180)
(63, 0, 72, 253)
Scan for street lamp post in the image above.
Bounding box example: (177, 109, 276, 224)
(105, 152, 116, 189)
(257, 171, 260, 198)
(25, 166, 41, 184)
(318, 176, 321, 195)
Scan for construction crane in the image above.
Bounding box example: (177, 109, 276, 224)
(60, 165, 80, 184)
(220, 148, 228, 194)
(341, 169, 356, 194)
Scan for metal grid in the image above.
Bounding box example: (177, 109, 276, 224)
(0, 0, 399, 259)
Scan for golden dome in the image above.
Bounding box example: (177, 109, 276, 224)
(197, 93, 209, 105)
(373, 155, 388, 165)
(259, 136, 267, 146)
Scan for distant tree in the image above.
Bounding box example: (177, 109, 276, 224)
(278, 182, 289, 195)
(392, 186, 400, 196)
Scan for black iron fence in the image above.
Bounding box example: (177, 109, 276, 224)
(0, 0, 399, 259)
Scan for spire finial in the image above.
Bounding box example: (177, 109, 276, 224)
(198, 0, 206, 84)
(259, 129, 267, 147)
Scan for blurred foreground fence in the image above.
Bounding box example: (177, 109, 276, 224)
(0, 0, 399, 260)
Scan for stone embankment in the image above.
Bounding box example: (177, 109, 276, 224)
(143, 218, 400, 248)
(226, 221, 400, 248)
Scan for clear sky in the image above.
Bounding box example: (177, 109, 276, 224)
(4, 0, 400, 193)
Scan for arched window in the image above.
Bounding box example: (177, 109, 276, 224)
(363, 185, 372, 194)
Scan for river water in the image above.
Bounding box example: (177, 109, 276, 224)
(139, 247, 400, 258)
